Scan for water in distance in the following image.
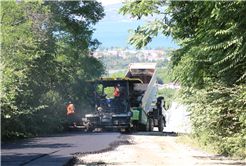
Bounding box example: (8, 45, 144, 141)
(93, 21, 179, 49)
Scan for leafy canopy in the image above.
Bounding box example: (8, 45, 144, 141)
(1, 0, 105, 142)
(119, 1, 246, 87)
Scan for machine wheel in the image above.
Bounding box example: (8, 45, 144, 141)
(158, 118, 164, 132)
(101, 127, 108, 132)
(145, 120, 149, 131)
(141, 124, 148, 131)
(125, 127, 130, 132)
(148, 118, 154, 132)
(140, 120, 149, 131)
(86, 126, 94, 132)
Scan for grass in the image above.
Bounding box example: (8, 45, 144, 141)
(176, 133, 221, 155)
(176, 133, 246, 160)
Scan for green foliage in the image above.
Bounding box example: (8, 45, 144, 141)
(120, 1, 246, 158)
(156, 60, 168, 68)
(102, 54, 140, 70)
(156, 68, 171, 84)
(109, 70, 127, 78)
(1, 1, 105, 143)
(155, 88, 176, 107)
(120, 1, 246, 87)
(180, 84, 246, 158)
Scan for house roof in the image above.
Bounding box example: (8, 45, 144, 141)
(167, 82, 181, 86)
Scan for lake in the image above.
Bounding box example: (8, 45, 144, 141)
(92, 21, 179, 49)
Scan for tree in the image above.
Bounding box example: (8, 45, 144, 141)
(124, 45, 129, 50)
(120, 1, 246, 158)
(156, 77, 163, 84)
(43, 1, 104, 51)
(1, 0, 105, 142)
(120, 1, 246, 87)
(99, 46, 103, 51)
(1, 0, 57, 141)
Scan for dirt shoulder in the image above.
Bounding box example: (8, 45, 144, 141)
(74, 132, 246, 166)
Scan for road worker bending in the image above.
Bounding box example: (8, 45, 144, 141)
(67, 101, 76, 126)
(131, 107, 140, 132)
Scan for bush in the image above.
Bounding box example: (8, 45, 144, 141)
(180, 84, 246, 159)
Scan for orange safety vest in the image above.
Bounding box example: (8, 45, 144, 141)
(67, 104, 75, 115)
(113, 86, 120, 97)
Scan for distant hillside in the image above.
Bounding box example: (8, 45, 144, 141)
(102, 3, 164, 22)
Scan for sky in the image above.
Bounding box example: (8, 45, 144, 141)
(97, 0, 123, 6)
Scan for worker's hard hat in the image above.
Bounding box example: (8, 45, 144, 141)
(133, 107, 137, 110)
(117, 84, 120, 87)
(68, 101, 71, 104)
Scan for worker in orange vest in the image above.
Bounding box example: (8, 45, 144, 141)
(114, 84, 123, 111)
(67, 101, 76, 126)
(113, 84, 120, 97)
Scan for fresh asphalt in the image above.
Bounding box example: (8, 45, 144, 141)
(1, 103, 189, 166)
(1, 131, 124, 166)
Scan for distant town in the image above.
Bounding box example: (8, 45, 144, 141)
(159, 82, 181, 90)
(91, 46, 178, 62)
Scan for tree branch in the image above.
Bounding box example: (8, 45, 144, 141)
(1, 12, 5, 22)
(12, 20, 25, 26)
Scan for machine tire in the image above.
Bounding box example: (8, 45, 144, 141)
(125, 127, 130, 132)
(101, 127, 108, 132)
(145, 120, 149, 131)
(148, 118, 154, 132)
(140, 123, 149, 131)
(87, 126, 94, 132)
(158, 118, 164, 132)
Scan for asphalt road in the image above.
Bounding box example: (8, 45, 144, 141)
(1, 131, 124, 166)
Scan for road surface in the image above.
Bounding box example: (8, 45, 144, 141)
(73, 104, 245, 166)
(1, 102, 190, 166)
(75, 132, 245, 166)
(1, 131, 125, 166)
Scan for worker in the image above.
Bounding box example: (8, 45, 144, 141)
(66, 101, 76, 126)
(113, 84, 121, 111)
(131, 107, 140, 132)
(113, 84, 120, 97)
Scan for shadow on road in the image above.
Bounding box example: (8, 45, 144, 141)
(121, 131, 180, 137)
(192, 155, 246, 165)
(1, 149, 72, 166)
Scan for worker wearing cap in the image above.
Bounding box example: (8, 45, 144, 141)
(66, 101, 76, 126)
(131, 107, 140, 132)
